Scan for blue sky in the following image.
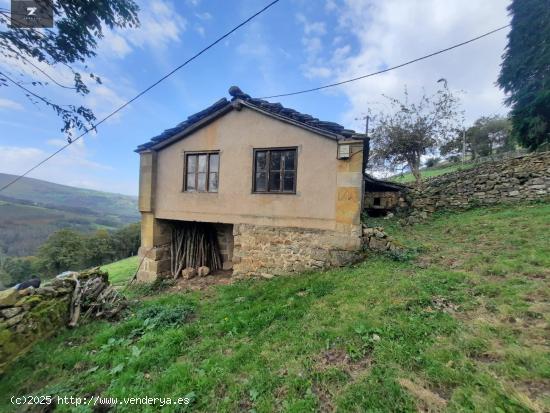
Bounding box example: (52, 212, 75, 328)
(0, 0, 511, 195)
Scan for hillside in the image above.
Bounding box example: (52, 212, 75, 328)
(1, 202, 548, 411)
(390, 162, 476, 183)
(0, 174, 139, 256)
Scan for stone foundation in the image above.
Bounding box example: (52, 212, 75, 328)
(232, 224, 363, 277)
(215, 223, 234, 270)
(137, 244, 171, 282)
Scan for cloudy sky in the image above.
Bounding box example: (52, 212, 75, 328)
(0, 0, 511, 195)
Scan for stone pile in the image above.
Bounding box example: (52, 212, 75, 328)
(362, 226, 401, 252)
(0, 268, 125, 372)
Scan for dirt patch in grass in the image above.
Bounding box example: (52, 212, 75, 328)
(518, 379, 550, 404)
(170, 270, 235, 292)
(312, 381, 336, 412)
(398, 378, 447, 413)
(316, 348, 372, 379)
(472, 351, 503, 364)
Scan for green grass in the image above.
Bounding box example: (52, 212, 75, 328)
(391, 162, 476, 183)
(101, 256, 139, 286)
(1, 202, 549, 412)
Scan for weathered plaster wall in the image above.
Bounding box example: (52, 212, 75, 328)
(153, 107, 361, 231)
(404, 152, 550, 223)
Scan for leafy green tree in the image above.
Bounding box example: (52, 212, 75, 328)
(82, 229, 115, 267)
(441, 116, 513, 159)
(36, 229, 84, 275)
(0, 256, 38, 286)
(112, 222, 140, 260)
(0, 0, 139, 140)
(497, 0, 550, 150)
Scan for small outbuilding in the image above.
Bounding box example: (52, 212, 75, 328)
(363, 175, 407, 216)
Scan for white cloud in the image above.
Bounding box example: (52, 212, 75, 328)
(195, 11, 212, 20)
(304, 66, 333, 79)
(101, 0, 187, 58)
(237, 41, 269, 58)
(296, 14, 327, 36)
(296, 13, 331, 80)
(308, 0, 511, 128)
(325, 0, 338, 12)
(84, 82, 128, 120)
(0, 98, 23, 111)
(102, 32, 132, 58)
(195, 25, 205, 37)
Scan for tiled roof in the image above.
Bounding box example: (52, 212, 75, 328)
(135, 86, 361, 152)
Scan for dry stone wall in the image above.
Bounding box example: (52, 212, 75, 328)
(232, 224, 363, 277)
(0, 268, 118, 372)
(404, 152, 550, 223)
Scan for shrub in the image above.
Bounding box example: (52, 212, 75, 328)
(137, 303, 195, 329)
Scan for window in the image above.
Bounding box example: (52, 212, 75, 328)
(373, 197, 381, 206)
(253, 148, 297, 193)
(185, 152, 219, 192)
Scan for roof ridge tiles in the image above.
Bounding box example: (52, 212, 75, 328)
(135, 86, 359, 152)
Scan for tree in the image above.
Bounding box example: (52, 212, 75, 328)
(497, 0, 550, 150)
(0, 255, 37, 286)
(424, 157, 441, 168)
(82, 229, 115, 267)
(0, 0, 139, 140)
(112, 222, 140, 260)
(36, 229, 84, 275)
(441, 115, 513, 159)
(370, 85, 462, 185)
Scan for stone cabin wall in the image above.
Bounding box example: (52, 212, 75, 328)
(404, 151, 549, 223)
(232, 224, 362, 277)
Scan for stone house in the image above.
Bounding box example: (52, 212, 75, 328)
(135, 87, 366, 281)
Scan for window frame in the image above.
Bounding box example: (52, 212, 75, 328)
(183, 151, 220, 193)
(252, 147, 298, 194)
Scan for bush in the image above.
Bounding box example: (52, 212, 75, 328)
(425, 157, 441, 168)
(137, 303, 195, 329)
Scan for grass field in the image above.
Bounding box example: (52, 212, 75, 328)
(391, 162, 476, 183)
(101, 256, 139, 286)
(1, 202, 548, 412)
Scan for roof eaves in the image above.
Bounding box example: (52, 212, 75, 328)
(145, 100, 233, 152)
(364, 174, 408, 191)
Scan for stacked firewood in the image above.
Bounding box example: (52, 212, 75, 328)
(170, 222, 222, 278)
(68, 268, 126, 327)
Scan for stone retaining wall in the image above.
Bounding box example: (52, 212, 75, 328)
(232, 224, 363, 277)
(404, 152, 549, 223)
(0, 268, 111, 372)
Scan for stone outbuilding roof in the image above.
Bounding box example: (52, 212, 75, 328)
(135, 86, 364, 153)
(364, 174, 408, 192)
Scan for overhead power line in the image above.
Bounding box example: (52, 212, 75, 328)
(259, 24, 510, 99)
(0, 0, 281, 193)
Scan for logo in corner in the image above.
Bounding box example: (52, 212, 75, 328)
(10, 0, 53, 28)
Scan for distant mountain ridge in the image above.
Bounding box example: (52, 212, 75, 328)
(0, 173, 139, 257)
